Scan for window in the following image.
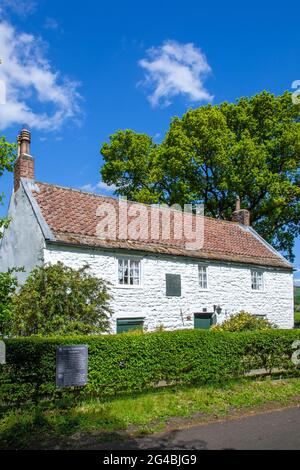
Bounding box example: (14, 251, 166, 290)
(166, 274, 181, 297)
(117, 318, 144, 334)
(118, 258, 141, 285)
(198, 265, 208, 289)
(251, 270, 264, 291)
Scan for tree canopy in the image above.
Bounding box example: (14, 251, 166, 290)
(100, 91, 300, 260)
(0, 136, 17, 233)
(11, 263, 112, 336)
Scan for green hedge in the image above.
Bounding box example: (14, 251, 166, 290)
(1, 329, 300, 404)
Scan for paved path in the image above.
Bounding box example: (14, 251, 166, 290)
(98, 406, 300, 450)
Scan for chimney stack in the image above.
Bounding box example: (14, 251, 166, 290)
(14, 127, 35, 192)
(232, 196, 250, 226)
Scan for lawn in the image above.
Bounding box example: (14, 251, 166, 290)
(1, 377, 300, 449)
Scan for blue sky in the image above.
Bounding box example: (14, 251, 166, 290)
(0, 0, 299, 282)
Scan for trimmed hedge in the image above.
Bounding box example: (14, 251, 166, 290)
(1, 329, 300, 404)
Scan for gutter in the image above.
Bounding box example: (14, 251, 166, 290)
(45, 238, 293, 272)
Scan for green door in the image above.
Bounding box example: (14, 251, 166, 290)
(116, 318, 144, 334)
(194, 314, 213, 330)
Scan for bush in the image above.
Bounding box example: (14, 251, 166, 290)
(213, 311, 276, 332)
(11, 262, 112, 336)
(0, 269, 20, 337)
(1, 328, 300, 404)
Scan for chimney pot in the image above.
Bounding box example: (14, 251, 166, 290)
(19, 127, 31, 155)
(14, 127, 35, 192)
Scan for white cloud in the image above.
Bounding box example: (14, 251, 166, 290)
(80, 181, 117, 194)
(0, 0, 37, 18)
(0, 20, 81, 131)
(139, 40, 213, 107)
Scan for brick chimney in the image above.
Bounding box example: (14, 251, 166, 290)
(14, 127, 35, 192)
(232, 196, 250, 226)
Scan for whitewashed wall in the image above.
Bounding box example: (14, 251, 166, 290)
(44, 244, 294, 332)
(0, 185, 45, 282)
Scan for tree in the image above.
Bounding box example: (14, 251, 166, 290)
(0, 136, 17, 233)
(0, 269, 19, 337)
(11, 263, 112, 336)
(101, 130, 161, 203)
(100, 91, 300, 260)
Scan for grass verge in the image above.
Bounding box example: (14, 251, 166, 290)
(1, 377, 300, 449)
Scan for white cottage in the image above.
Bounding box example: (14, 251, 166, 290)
(0, 128, 294, 332)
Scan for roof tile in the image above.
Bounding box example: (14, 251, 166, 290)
(31, 182, 291, 269)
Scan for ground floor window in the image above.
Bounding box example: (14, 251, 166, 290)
(194, 312, 215, 330)
(116, 318, 144, 334)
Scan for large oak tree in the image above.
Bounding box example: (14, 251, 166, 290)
(100, 91, 300, 260)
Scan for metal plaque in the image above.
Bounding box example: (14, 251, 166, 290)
(0, 340, 5, 365)
(56, 345, 88, 388)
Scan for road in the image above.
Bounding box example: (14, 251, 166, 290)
(97, 406, 300, 450)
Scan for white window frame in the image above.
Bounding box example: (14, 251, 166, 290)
(116, 256, 143, 288)
(198, 264, 208, 290)
(251, 269, 264, 292)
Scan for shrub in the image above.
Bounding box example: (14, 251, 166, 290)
(11, 262, 112, 336)
(213, 311, 276, 332)
(0, 269, 20, 337)
(1, 328, 300, 404)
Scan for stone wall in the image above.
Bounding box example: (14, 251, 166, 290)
(0, 185, 45, 283)
(44, 243, 294, 332)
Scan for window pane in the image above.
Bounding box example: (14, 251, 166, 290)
(124, 261, 129, 284)
(118, 259, 124, 284)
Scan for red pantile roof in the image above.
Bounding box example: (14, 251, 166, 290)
(30, 181, 291, 269)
